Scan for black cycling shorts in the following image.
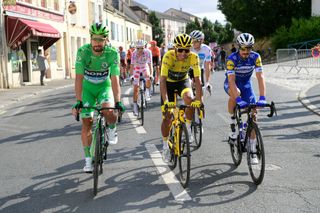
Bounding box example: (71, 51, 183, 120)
(152, 56, 160, 66)
(188, 68, 205, 86)
(161, 79, 191, 105)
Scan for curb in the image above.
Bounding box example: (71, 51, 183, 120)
(0, 84, 73, 110)
(298, 84, 320, 116)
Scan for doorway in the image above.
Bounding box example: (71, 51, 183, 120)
(21, 42, 29, 82)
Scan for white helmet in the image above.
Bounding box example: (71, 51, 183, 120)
(135, 39, 145, 48)
(167, 42, 174, 49)
(129, 43, 135, 48)
(190, 30, 204, 40)
(236, 33, 254, 46)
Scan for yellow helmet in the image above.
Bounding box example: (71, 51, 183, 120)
(174, 33, 192, 49)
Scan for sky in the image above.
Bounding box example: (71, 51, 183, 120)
(135, 0, 226, 24)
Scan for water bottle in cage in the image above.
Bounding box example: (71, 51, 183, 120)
(240, 122, 247, 142)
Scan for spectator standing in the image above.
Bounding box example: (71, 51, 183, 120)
(36, 49, 48, 86)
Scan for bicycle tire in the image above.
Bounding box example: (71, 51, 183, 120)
(178, 123, 190, 188)
(140, 90, 144, 126)
(192, 108, 202, 150)
(93, 127, 102, 196)
(246, 122, 265, 185)
(117, 111, 122, 123)
(167, 125, 177, 170)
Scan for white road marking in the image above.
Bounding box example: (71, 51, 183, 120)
(123, 87, 147, 134)
(145, 144, 192, 202)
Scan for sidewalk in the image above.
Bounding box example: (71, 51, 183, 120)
(263, 63, 320, 116)
(0, 79, 74, 110)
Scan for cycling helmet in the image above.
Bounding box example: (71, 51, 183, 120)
(190, 30, 204, 40)
(167, 42, 175, 49)
(129, 43, 135, 48)
(174, 34, 192, 49)
(90, 23, 109, 37)
(236, 33, 254, 46)
(150, 40, 157, 45)
(135, 39, 145, 48)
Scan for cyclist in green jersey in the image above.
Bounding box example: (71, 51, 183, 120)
(72, 23, 125, 173)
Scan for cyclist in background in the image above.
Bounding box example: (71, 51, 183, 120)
(160, 34, 202, 162)
(72, 23, 125, 173)
(130, 39, 153, 116)
(126, 43, 135, 80)
(167, 42, 175, 51)
(189, 30, 212, 96)
(119, 46, 127, 82)
(149, 40, 161, 85)
(224, 33, 266, 165)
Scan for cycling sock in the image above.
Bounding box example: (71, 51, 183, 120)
(108, 123, 116, 129)
(162, 137, 169, 149)
(186, 120, 192, 131)
(84, 146, 91, 158)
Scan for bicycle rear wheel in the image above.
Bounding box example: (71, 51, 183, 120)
(93, 127, 102, 196)
(178, 123, 190, 188)
(192, 108, 202, 150)
(246, 122, 265, 185)
(167, 125, 177, 170)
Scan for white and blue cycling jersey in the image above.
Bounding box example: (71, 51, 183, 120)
(224, 51, 263, 103)
(191, 44, 212, 69)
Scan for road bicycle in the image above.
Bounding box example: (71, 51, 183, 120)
(164, 92, 200, 188)
(137, 73, 148, 126)
(77, 106, 119, 196)
(228, 102, 276, 185)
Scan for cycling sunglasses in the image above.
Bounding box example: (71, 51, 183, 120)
(177, 48, 190, 53)
(91, 37, 106, 42)
(240, 46, 253, 51)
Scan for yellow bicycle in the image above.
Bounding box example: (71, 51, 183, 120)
(164, 93, 192, 188)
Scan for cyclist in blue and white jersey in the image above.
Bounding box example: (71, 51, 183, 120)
(189, 30, 212, 94)
(224, 33, 267, 165)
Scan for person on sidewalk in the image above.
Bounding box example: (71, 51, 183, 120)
(36, 49, 48, 86)
(72, 23, 125, 173)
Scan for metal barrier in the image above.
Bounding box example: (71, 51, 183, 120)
(276, 49, 298, 72)
(276, 48, 320, 74)
(297, 49, 320, 73)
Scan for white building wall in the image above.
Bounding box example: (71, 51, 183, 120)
(312, 0, 320, 16)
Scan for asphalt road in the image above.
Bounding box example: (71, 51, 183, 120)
(0, 71, 319, 213)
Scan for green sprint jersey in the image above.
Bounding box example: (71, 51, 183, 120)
(75, 44, 120, 88)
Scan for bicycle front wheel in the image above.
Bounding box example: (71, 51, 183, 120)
(178, 123, 190, 188)
(192, 108, 202, 150)
(167, 125, 177, 170)
(140, 91, 144, 126)
(93, 127, 102, 196)
(246, 122, 265, 185)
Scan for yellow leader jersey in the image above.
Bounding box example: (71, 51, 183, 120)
(161, 50, 201, 82)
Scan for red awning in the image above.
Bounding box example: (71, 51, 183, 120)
(5, 16, 61, 50)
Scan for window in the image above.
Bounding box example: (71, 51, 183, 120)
(41, 0, 47, 8)
(111, 22, 115, 40)
(54, 0, 59, 11)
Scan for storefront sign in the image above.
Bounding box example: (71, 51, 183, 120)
(3, 0, 16, 6)
(4, 2, 64, 22)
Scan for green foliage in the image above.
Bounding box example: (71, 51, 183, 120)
(271, 16, 320, 50)
(148, 11, 164, 45)
(218, 0, 311, 38)
(186, 18, 233, 44)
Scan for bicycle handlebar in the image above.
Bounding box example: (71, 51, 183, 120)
(236, 101, 277, 118)
(75, 106, 119, 122)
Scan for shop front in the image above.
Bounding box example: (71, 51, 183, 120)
(5, 16, 61, 86)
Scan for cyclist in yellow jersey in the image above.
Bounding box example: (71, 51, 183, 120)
(160, 34, 202, 162)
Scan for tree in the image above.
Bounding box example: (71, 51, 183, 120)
(148, 11, 164, 45)
(186, 18, 233, 45)
(218, 0, 311, 38)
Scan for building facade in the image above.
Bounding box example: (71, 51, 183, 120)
(0, 0, 153, 88)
